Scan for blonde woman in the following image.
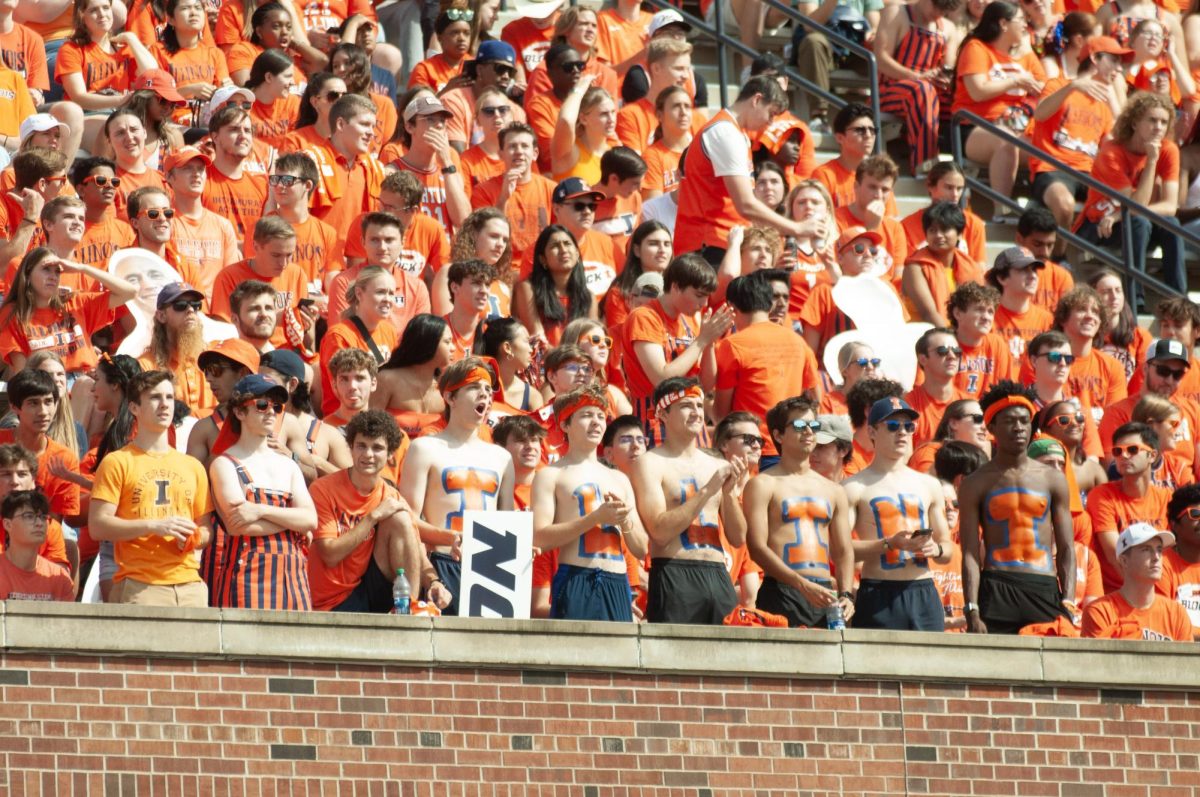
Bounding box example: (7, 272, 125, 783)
(551, 76, 616, 183)
(561, 316, 632, 416)
(1131, 393, 1194, 490)
(783, 179, 838, 317)
(27, 350, 87, 456)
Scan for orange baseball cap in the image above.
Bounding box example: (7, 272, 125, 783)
(836, 226, 883, 254)
(758, 117, 806, 154)
(1080, 35, 1133, 62)
(198, 338, 261, 374)
(132, 69, 186, 104)
(162, 146, 211, 173)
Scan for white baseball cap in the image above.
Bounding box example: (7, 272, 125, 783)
(19, 114, 70, 144)
(1116, 523, 1175, 556)
(649, 9, 689, 37)
(201, 86, 255, 127)
(510, 0, 565, 19)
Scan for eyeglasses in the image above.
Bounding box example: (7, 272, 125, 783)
(1111, 444, 1153, 459)
(846, 125, 876, 136)
(884, 419, 917, 433)
(269, 174, 307, 187)
(1039, 351, 1076, 366)
(1048, 412, 1085, 428)
(791, 419, 821, 433)
(616, 434, 646, 446)
(852, 243, 880, 255)
(946, 499, 960, 510)
(579, 333, 613, 349)
(324, 90, 344, 102)
(737, 433, 764, 447)
(569, 202, 596, 213)
(227, 100, 254, 111)
(82, 174, 120, 188)
(1154, 363, 1188, 381)
(143, 208, 175, 220)
(958, 413, 985, 424)
(852, 357, 881, 369)
(446, 7, 474, 21)
(480, 105, 511, 116)
(559, 60, 587, 73)
(170, 300, 203, 313)
(561, 363, 593, 375)
(203, 363, 231, 379)
(932, 345, 963, 358)
(246, 398, 284, 414)
(14, 512, 48, 523)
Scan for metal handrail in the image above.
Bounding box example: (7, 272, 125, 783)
(950, 109, 1192, 300)
(638, 0, 882, 153)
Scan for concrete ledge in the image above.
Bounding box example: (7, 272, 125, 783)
(3, 601, 1198, 690)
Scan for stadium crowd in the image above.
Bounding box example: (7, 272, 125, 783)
(0, 0, 1197, 643)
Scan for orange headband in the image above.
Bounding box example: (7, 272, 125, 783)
(558, 393, 607, 428)
(443, 364, 496, 394)
(983, 395, 1037, 426)
(656, 385, 704, 413)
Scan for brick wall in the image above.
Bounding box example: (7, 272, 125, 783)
(2, 651, 1199, 796)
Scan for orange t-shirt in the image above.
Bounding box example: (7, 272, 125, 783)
(250, 95, 302, 149)
(0, 555, 74, 601)
(901, 205, 986, 265)
(1079, 139, 1180, 226)
(811, 158, 899, 216)
(200, 167, 268, 242)
(471, 173, 555, 267)
(620, 299, 699, 402)
(993, 303, 1053, 360)
(641, 141, 684, 194)
(209, 259, 309, 348)
(523, 58, 619, 120)
(308, 470, 401, 611)
(325, 262, 431, 332)
(595, 7, 652, 73)
(1074, 541, 1104, 608)
(337, 211, 450, 278)
(0, 292, 115, 373)
(713, 321, 819, 456)
(594, 191, 642, 257)
(369, 92, 397, 157)
(1081, 591, 1194, 641)
(136, 352, 215, 418)
(407, 54, 463, 91)
(226, 39, 307, 87)
(905, 384, 966, 447)
(303, 140, 386, 241)
(151, 40, 229, 90)
(1085, 481, 1171, 592)
(1032, 261, 1075, 316)
(54, 40, 134, 96)
(951, 38, 1046, 123)
(392, 148, 465, 236)
(1066, 349, 1129, 426)
(930, 541, 964, 632)
(298, 0, 375, 35)
(246, 213, 339, 289)
(126, 0, 216, 46)
(525, 92, 563, 172)
(113, 166, 168, 223)
(0, 518, 67, 569)
(460, 146, 506, 191)
(75, 213, 136, 270)
(0, 23, 49, 90)
(277, 123, 326, 157)
(0, 431, 81, 518)
(834, 205, 908, 285)
(955, 332, 1015, 397)
(1100, 393, 1200, 469)
(615, 97, 706, 154)
(501, 15, 556, 75)
(1028, 77, 1114, 176)
(0, 67, 35, 140)
(318, 318, 401, 415)
(786, 251, 835, 324)
(1156, 546, 1200, 628)
(171, 209, 240, 299)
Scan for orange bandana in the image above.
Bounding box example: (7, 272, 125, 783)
(557, 393, 608, 428)
(443, 360, 498, 394)
(983, 395, 1037, 427)
(656, 385, 704, 413)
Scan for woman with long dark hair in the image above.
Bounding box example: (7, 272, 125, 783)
(370, 314, 456, 438)
(277, 71, 346, 152)
(603, 220, 671, 328)
(1089, 269, 1152, 384)
(909, 398, 992, 473)
(476, 316, 543, 412)
(245, 48, 299, 147)
(150, 0, 233, 113)
(226, 1, 325, 87)
(514, 224, 595, 347)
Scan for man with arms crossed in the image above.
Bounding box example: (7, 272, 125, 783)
(844, 396, 953, 630)
(630, 376, 748, 624)
(745, 396, 855, 628)
(532, 384, 649, 621)
(400, 357, 516, 615)
(958, 381, 1076, 634)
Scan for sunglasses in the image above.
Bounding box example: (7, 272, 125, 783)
(324, 90, 344, 102)
(446, 7, 474, 21)
(143, 208, 175, 220)
(203, 362, 232, 379)
(1177, 506, 1200, 520)
(83, 174, 120, 188)
(791, 419, 821, 433)
(853, 357, 881, 368)
(1048, 412, 1085, 428)
(1154, 363, 1188, 381)
(884, 419, 917, 433)
(946, 499, 960, 510)
(738, 434, 765, 447)
(1039, 351, 1076, 365)
(579, 333, 613, 349)
(932, 345, 963, 358)
(246, 398, 284, 414)
(569, 202, 596, 213)
(847, 125, 876, 136)
(485, 64, 516, 76)
(227, 101, 253, 111)
(958, 413, 985, 424)
(269, 174, 307, 187)
(170, 299, 202, 313)
(559, 60, 587, 73)
(852, 243, 880, 255)
(1111, 444, 1152, 459)
(480, 105, 511, 116)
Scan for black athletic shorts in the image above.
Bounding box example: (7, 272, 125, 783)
(430, 551, 462, 616)
(756, 575, 834, 628)
(551, 564, 634, 622)
(853, 578, 945, 631)
(979, 569, 1069, 635)
(331, 556, 393, 614)
(646, 558, 738, 625)
(1030, 170, 1087, 207)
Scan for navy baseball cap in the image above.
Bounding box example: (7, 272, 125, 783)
(231, 374, 289, 406)
(552, 177, 604, 205)
(157, 282, 204, 309)
(260, 348, 306, 383)
(476, 40, 517, 66)
(868, 396, 919, 426)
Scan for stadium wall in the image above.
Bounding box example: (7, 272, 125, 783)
(1, 602, 1198, 796)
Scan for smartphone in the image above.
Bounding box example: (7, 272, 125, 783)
(912, 528, 933, 538)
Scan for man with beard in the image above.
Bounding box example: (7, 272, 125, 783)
(138, 282, 215, 417)
(399, 356, 516, 615)
(958, 382, 1076, 634)
(201, 105, 268, 243)
(229, 280, 279, 354)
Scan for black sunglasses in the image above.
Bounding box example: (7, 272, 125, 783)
(884, 419, 917, 433)
(1040, 351, 1076, 366)
(559, 60, 586, 73)
(171, 300, 202, 312)
(269, 174, 307, 187)
(932, 345, 963, 358)
(1154, 363, 1187, 381)
(737, 434, 764, 447)
(143, 208, 175, 220)
(246, 398, 284, 414)
(480, 105, 511, 116)
(324, 90, 344, 102)
(569, 202, 596, 213)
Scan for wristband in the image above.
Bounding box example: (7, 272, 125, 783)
(441, 164, 458, 175)
(881, 536, 891, 551)
(838, 591, 853, 600)
(964, 602, 980, 614)
(935, 543, 944, 559)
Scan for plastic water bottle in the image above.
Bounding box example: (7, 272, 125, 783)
(393, 568, 411, 615)
(825, 602, 846, 630)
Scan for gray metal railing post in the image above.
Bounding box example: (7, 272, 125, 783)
(713, 0, 729, 108)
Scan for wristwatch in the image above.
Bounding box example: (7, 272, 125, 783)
(441, 164, 458, 175)
(964, 602, 980, 614)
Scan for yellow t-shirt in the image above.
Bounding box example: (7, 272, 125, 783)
(90, 445, 213, 585)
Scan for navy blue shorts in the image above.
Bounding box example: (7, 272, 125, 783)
(756, 575, 834, 628)
(550, 563, 633, 622)
(646, 558, 738, 625)
(853, 578, 945, 631)
(331, 556, 393, 614)
(430, 551, 462, 616)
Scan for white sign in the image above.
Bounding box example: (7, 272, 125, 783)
(459, 510, 534, 619)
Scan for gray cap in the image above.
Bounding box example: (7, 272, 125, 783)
(992, 246, 1044, 273)
(814, 414, 852, 445)
(632, 272, 664, 296)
